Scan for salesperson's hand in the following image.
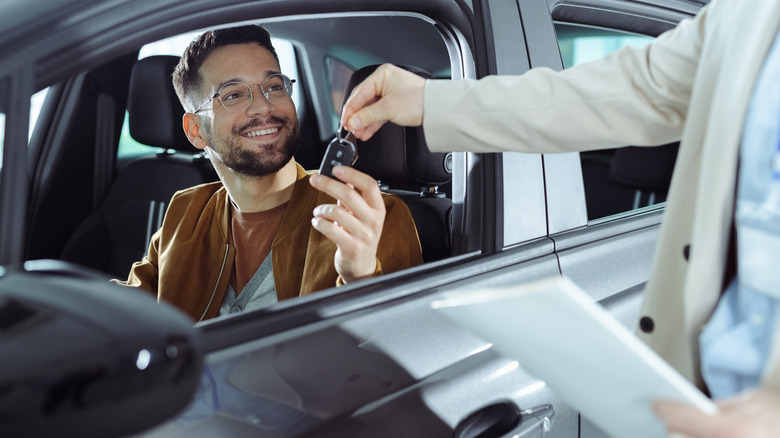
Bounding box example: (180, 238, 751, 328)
(654, 389, 780, 438)
(340, 63, 426, 141)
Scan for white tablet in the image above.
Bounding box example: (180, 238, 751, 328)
(432, 276, 717, 438)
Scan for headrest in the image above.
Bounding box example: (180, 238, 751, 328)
(342, 65, 452, 187)
(609, 143, 679, 192)
(127, 55, 194, 153)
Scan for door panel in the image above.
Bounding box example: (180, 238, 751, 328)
(555, 210, 663, 314)
(144, 245, 578, 437)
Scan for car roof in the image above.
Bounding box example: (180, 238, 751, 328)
(0, 0, 474, 89)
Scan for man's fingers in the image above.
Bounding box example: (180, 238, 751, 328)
(309, 169, 385, 247)
(311, 216, 353, 248)
(310, 167, 384, 215)
(332, 166, 384, 210)
(312, 204, 369, 241)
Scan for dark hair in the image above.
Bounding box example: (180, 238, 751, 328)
(172, 25, 279, 111)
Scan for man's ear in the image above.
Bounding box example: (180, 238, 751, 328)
(182, 113, 208, 150)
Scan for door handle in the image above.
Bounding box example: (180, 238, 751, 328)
(511, 404, 554, 437)
(453, 401, 554, 438)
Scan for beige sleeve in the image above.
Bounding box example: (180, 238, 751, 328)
(423, 2, 711, 154)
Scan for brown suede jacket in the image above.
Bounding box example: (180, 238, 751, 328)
(119, 163, 423, 322)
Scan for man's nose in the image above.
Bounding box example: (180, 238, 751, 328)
(246, 86, 275, 115)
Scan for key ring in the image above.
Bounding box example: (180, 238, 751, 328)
(337, 121, 354, 143)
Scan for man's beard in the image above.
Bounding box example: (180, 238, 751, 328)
(205, 115, 299, 177)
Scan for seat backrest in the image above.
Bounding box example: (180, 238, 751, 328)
(609, 142, 679, 209)
(61, 55, 217, 278)
(342, 65, 453, 262)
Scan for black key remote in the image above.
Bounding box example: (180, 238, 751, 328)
(318, 136, 357, 180)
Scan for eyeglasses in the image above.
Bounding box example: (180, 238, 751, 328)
(193, 74, 295, 114)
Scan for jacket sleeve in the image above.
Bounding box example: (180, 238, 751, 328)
(374, 193, 424, 274)
(423, 1, 713, 154)
(112, 227, 162, 297)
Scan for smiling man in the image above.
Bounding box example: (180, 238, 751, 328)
(118, 25, 422, 322)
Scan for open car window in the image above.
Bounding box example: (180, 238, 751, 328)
(21, 12, 457, 324)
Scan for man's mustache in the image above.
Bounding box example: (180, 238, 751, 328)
(233, 115, 289, 135)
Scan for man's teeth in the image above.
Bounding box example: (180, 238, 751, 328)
(246, 128, 279, 137)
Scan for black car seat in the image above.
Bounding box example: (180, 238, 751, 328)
(580, 141, 678, 219)
(608, 143, 679, 208)
(341, 64, 453, 262)
(60, 55, 217, 278)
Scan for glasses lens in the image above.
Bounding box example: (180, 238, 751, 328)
(218, 82, 252, 112)
(261, 74, 293, 102)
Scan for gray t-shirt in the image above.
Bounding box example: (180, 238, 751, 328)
(219, 252, 278, 316)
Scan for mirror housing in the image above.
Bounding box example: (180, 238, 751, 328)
(0, 260, 203, 437)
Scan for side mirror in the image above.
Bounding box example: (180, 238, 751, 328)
(0, 260, 203, 437)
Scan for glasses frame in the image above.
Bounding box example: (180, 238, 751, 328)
(193, 74, 296, 115)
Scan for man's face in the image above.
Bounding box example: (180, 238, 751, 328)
(197, 43, 299, 177)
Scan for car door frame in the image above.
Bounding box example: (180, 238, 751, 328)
(0, 69, 33, 265)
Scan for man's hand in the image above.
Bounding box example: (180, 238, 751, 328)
(309, 166, 385, 283)
(654, 389, 780, 438)
(340, 63, 426, 141)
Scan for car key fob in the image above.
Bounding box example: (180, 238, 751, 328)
(318, 131, 357, 181)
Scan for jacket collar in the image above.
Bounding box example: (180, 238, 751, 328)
(214, 161, 315, 244)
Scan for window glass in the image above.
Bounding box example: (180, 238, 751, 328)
(556, 24, 652, 69)
(117, 35, 299, 158)
(555, 23, 664, 220)
(326, 56, 355, 117)
(29, 88, 49, 140)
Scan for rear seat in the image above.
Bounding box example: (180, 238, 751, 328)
(580, 142, 678, 219)
(609, 142, 678, 208)
(61, 55, 217, 278)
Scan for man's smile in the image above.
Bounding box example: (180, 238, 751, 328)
(242, 126, 280, 138)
